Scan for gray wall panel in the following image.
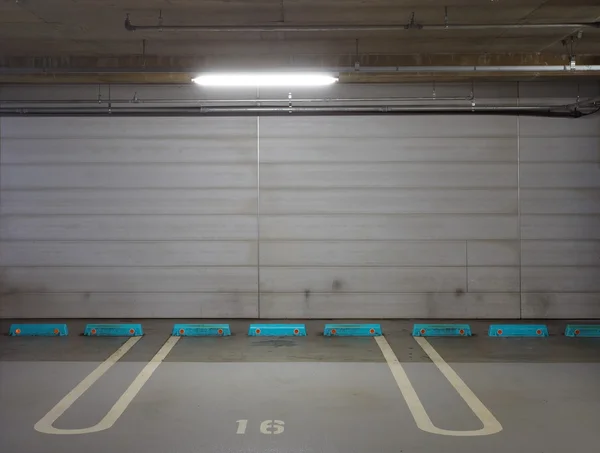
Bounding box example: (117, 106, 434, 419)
(260, 267, 466, 293)
(518, 109, 599, 318)
(260, 293, 521, 318)
(260, 163, 517, 188)
(520, 163, 600, 188)
(261, 215, 518, 240)
(1, 241, 258, 266)
(521, 293, 600, 319)
(2, 117, 257, 139)
(520, 137, 600, 162)
(1, 164, 256, 189)
(468, 267, 520, 292)
(521, 215, 600, 240)
(521, 189, 600, 214)
(2, 138, 256, 164)
(0, 293, 259, 318)
(0, 215, 257, 240)
(0, 267, 258, 293)
(522, 267, 600, 292)
(260, 189, 517, 214)
(0, 189, 257, 215)
(519, 116, 600, 137)
(522, 241, 600, 266)
(258, 113, 519, 318)
(260, 116, 516, 138)
(467, 241, 520, 266)
(0, 116, 259, 318)
(260, 241, 466, 266)
(260, 137, 517, 163)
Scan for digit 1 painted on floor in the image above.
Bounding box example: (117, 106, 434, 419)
(236, 420, 248, 434)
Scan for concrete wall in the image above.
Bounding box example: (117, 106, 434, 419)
(520, 116, 600, 318)
(0, 117, 259, 317)
(0, 81, 599, 318)
(258, 115, 520, 318)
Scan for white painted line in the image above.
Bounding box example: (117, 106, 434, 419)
(35, 335, 180, 435)
(375, 335, 502, 437)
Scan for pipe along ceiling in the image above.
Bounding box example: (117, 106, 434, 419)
(1, 105, 598, 118)
(2, 90, 598, 118)
(3, 86, 599, 118)
(4, 66, 600, 74)
(124, 15, 600, 33)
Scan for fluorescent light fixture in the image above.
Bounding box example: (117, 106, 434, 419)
(192, 72, 338, 87)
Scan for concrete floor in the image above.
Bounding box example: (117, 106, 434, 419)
(1, 320, 599, 453)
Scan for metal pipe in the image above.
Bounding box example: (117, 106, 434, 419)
(0, 95, 474, 105)
(345, 65, 600, 72)
(0, 104, 567, 112)
(2, 66, 600, 76)
(0, 105, 584, 118)
(124, 16, 600, 32)
(0, 110, 580, 118)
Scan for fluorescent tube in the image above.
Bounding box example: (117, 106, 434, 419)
(192, 73, 338, 87)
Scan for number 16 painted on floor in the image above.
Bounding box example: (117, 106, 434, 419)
(236, 420, 285, 434)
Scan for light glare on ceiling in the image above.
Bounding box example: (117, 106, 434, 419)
(192, 73, 338, 87)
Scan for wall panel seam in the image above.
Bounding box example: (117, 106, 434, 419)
(257, 115, 261, 318)
(517, 109, 522, 319)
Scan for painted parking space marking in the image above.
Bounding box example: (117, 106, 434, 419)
(34, 336, 180, 435)
(375, 335, 502, 437)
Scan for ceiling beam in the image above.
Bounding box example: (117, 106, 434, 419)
(2, 53, 600, 70)
(2, 54, 600, 84)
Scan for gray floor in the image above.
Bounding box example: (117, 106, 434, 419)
(1, 319, 599, 453)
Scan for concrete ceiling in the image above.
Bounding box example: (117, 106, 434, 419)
(1, 0, 600, 82)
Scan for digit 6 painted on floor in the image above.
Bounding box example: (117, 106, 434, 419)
(260, 420, 285, 434)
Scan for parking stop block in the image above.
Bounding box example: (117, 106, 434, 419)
(248, 324, 306, 336)
(172, 324, 231, 336)
(9, 324, 68, 336)
(489, 324, 548, 337)
(324, 324, 382, 336)
(565, 325, 600, 337)
(412, 324, 471, 337)
(84, 323, 143, 336)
